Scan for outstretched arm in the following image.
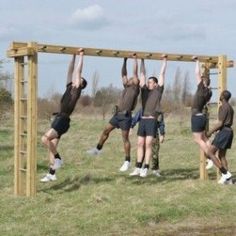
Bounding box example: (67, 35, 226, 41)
(192, 56, 201, 85)
(139, 59, 146, 88)
(121, 58, 128, 86)
(158, 55, 167, 87)
(66, 54, 76, 86)
(74, 48, 84, 88)
(132, 54, 139, 85)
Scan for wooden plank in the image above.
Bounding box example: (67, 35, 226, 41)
(8, 41, 234, 67)
(14, 57, 25, 195)
(26, 42, 38, 197)
(7, 47, 35, 58)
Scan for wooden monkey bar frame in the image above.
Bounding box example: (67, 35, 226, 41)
(7, 41, 234, 196)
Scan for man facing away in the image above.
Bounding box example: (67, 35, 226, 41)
(41, 49, 87, 182)
(207, 90, 234, 184)
(87, 55, 140, 172)
(130, 56, 167, 177)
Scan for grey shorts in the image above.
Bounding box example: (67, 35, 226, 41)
(109, 113, 132, 131)
(51, 114, 70, 138)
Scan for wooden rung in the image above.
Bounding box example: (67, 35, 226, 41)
(20, 97, 27, 100)
(176, 55, 183, 60)
(145, 53, 152, 58)
(113, 51, 119, 56)
(39, 45, 47, 50)
(20, 116, 27, 119)
(209, 72, 218, 75)
(20, 150, 27, 155)
(20, 133, 27, 136)
(59, 47, 66, 52)
(20, 80, 28, 83)
(210, 87, 218, 90)
(21, 62, 28, 66)
(96, 50, 102, 55)
(20, 168, 27, 172)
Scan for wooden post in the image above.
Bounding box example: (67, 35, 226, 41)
(216, 55, 227, 180)
(26, 42, 38, 197)
(14, 56, 24, 195)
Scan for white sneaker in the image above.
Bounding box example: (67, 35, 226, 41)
(53, 158, 63, 170)
(206, 159, 213, 170)
(218, 171, 232, 184)
(119, 161, 130, 172)
(140, 168, 148, 177)
(129, 168, 141, 176)
(40, 174, 57, 182)
(87, 147, 101, 156)
(152, 169, 161, 177)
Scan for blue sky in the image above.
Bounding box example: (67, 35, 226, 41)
(0, 0, 235, 99)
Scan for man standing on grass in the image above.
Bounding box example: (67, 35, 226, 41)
(87, 55, 140, 172)
(130, 56, 167, 177)
(191, 57, 232, 184)
(207, 90, 234, 184)
(40, 49, 87, 182)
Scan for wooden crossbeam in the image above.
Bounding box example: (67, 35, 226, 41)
(7, 47, 36, 58)
(8, 41, 234, 67)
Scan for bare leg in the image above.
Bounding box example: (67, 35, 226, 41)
(137, 136, 145, 163)
(144, 136, 154, 165)
(97, 123, 115, 147)
(121, 129, 131, 157)
(218, 149, 228, 170)
(42, 128, 59, 157)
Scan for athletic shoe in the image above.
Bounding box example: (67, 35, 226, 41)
(152, 169, 161, 177)
(140, 168, 148, 177)
(87, 147, 101, 156)
(119, 161, 131, 172)
(53, 158, 63, 170)
(40, 174, 57, 182)
(129, 168, 141, 176)
(225, 178, 233, 185)
(218, 171, 232, 184)
(206, 159, 213, 170)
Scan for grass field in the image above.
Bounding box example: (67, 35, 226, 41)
(0, 112, 236, 236)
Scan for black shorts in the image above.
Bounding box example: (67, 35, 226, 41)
(51, 114, 70, 138)
(212, 127, 234, 150)
(191, 114, 207, 132)
(137, 118, 158, 138)
(109, 114, 132, 131)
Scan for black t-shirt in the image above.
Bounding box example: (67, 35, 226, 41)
(60, 82, 82, 116)
(141, 85, 164, 117)
(191, 81, 212, 115)
(218, 102, 234, 127)
(118, 84, 140, 112)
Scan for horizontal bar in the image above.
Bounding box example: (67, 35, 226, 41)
(7, 41, 234, 67)
(20, 168, 27, 172)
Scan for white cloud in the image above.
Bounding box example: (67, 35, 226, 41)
(69, 5, 109, 30)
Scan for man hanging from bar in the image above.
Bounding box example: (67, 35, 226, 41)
(40, 48, 87, 182)
(87, 55, 140, 172)
(130, 55, 167, 177)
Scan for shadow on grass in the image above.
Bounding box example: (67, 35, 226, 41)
(0, 145, 13, 151)
(40, 174, 114, 194)
(127, 167, 200, 185)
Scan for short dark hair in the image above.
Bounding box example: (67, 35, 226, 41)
(81, 77, 87, 89)
(221, 90, 231, 101)
(148, 76, 158, 84)
(201, 76, 210, 86)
